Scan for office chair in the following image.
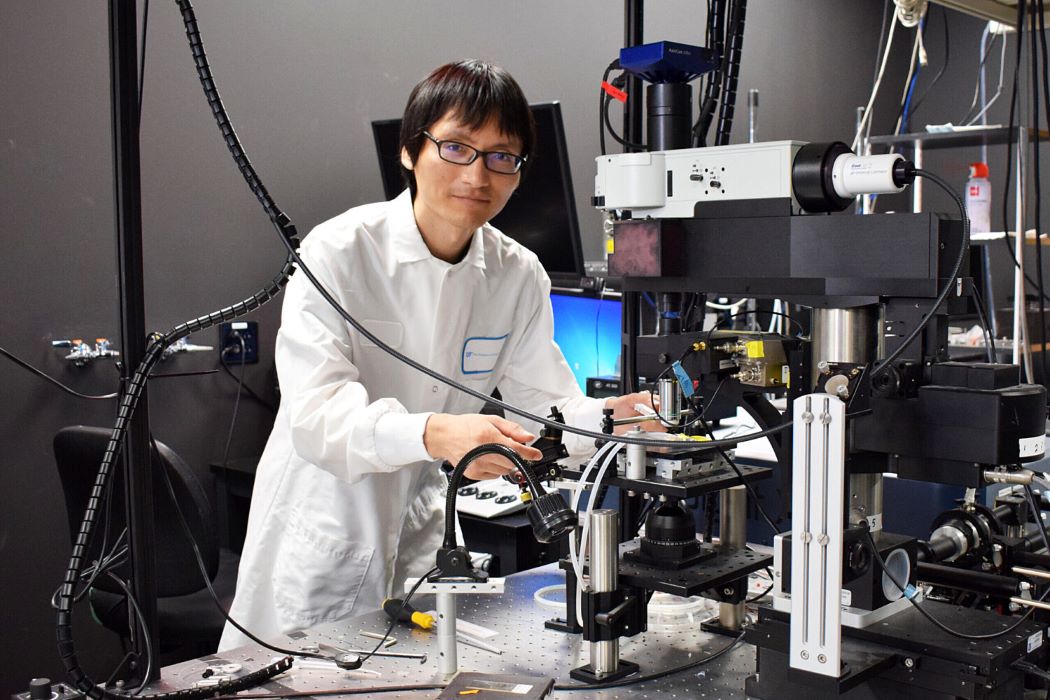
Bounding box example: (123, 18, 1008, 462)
(54, 426, 240, 662)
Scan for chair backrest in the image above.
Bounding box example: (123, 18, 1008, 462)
(54, 426, 220, 598)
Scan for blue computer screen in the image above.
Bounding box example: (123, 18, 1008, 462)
(550, 292, 622, 391)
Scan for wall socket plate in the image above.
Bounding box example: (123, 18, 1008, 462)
(219, 321, 259, 364)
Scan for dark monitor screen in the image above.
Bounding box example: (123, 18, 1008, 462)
(549, 291, 622, 392)
(372, 102, 584, 285)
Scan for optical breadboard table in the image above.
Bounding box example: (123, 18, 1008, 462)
(152, 565, 761, 699)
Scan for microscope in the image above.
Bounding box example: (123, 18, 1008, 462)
(560, 39, 1050, 698)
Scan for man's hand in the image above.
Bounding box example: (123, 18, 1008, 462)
(604, 391, 669, 435)
(423, 413, 544, 480)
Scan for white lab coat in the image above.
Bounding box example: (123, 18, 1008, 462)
(218, 191, 603, 650)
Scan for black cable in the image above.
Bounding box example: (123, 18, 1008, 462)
(866, 528, 1048, 640)
(603, 87, 646, 151)
(960, 31, 1004, 125)
(357, 568, 439, 665)
(906, 5, 949, 119)
(972, 282, 998, 361)
(147, 434, 352, 666)
(1038, 0, 1050, 380)
(219, 338, 246, 470)
(714, 0, 746, 146)
(598, 59, 618, 156)
(148, 368, 219, 379)
(1025, 482, 1050, 554)
(871, 169, 970, 379)
(137, 0, 148, 118)
(1030, 11, 1048, 382)
(553, 631, 746, 690)
(1013, 658, 1050, 683)
(699, 416, 780, 536)
(211, 686, 448, 699)
(703, 309, 806, 349)
(997, 0, 1046, 305)
(217, 355, 277, 412)
(747, 580, 774, 603)
(102, 572, 154, 695)
(695, 0, 727, 146)
(1, 345, 118, 400)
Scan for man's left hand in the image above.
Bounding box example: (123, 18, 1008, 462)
(604, 391, 668, 435)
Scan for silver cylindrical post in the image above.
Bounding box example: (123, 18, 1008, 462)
(436, 590, 457, 677)
(658, 377, 681, 427)
(719, 486, 747, 629)
(811, 306, 883, 528)
(625, 427, 647, 480)
(589, 509, 620, 676)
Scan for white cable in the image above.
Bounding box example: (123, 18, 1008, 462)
(853, 14, 899, 151)
(894, 27, 923, 135)
(966, 31, 1009, 126)
(570, 441, 623, 626)
(569, 442, 617, 591)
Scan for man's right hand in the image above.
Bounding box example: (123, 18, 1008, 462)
(423, 413, 544, 480)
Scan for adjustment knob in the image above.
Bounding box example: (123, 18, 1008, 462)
(29, 678, 53, 700)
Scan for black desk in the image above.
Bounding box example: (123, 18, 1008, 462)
(209, 457, 564, 573)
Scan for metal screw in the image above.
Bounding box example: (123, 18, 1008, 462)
(820, 412, 832, 425)
(817, 654, 827, 664)
(723, 587, 734, 596)
(801, 650, 809, 660)
(802, 411, 814, 423)
(904, 657, 915, 669)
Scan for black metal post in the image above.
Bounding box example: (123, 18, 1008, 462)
(624, 0, 644, 150)
(620, 0, 645, 542)
(109, 0, 158, 682)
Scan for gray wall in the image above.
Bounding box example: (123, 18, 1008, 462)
(2, 0, 982, 693)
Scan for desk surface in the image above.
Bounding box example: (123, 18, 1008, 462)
(155, 565, 759, 699)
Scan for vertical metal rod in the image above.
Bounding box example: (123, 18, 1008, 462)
(911, 141, 923, 212)
(801, 396, 812, 644)
(1014, 124, 1031, 378)
(747, 89, 759, 144)
(624, 0, 644, 150)
(856, 107, 867, 213)
(436, 591, 457, 677)
(590, 510, 620, 676)
(109, 0, 157, 682)
(719, 486, 747, 630)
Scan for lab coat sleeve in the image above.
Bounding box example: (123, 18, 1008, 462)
(276, 243, 434, 482)
(497, 265, 605, 457)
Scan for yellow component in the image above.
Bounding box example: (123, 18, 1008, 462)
(459, 690, 481, 696)
(693, 341, 706, 352)
(520, 491, 533, 503)
(745, 340, 765, 358)
(410, 610, 435, 630)
(606, 238, 615, 254)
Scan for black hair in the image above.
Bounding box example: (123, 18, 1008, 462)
(398, 59, 536, 196)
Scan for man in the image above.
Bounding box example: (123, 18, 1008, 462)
(218, 60, 655, 651)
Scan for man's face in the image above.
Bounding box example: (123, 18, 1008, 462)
(402, 111, 523, 241)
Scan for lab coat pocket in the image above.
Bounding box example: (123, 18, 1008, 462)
(272, 507, 375, 628)
(360, 320, 404, 349)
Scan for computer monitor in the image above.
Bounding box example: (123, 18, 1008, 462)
(372, 102, 585, 287)
(549, 290, 622, 392)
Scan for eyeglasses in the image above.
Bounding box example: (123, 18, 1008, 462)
(422, 131, 526, 175)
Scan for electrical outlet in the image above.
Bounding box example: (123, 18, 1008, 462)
(219, 321, 259, 364)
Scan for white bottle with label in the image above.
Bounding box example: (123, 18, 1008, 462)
(965, 162, 992, 233)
